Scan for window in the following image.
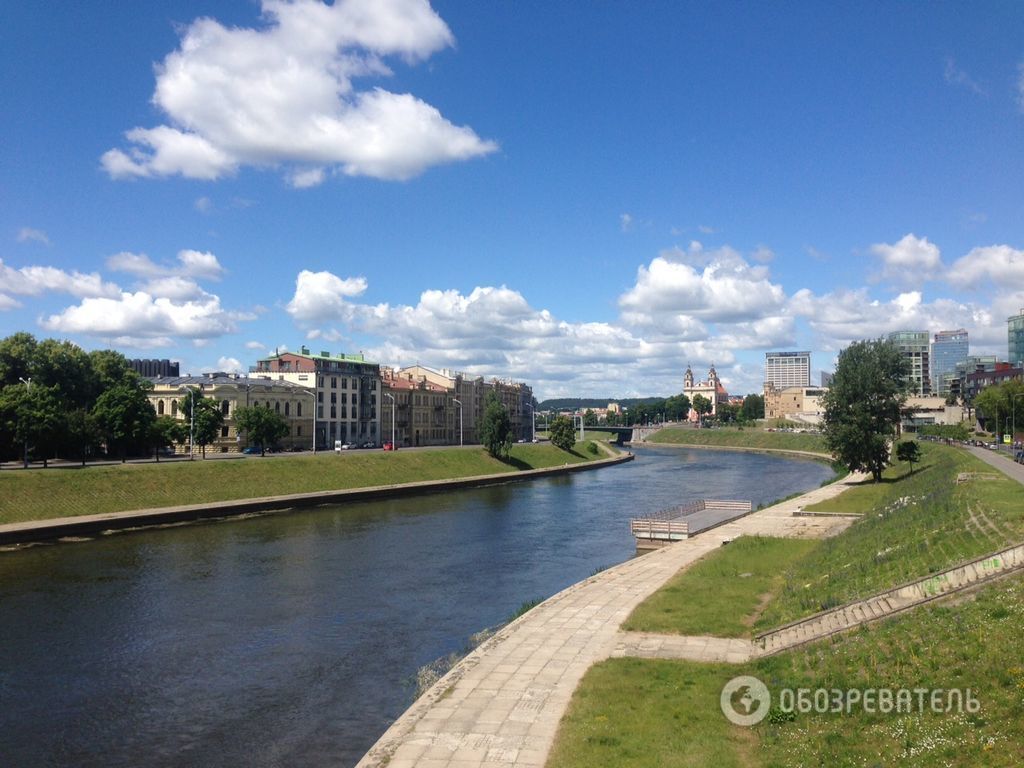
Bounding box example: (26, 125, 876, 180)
(275, 402, 280, 413)
(331, 377, 337, 388)
(285, 402, 290, 416)
(330, 406, 337, 418)
(171, 400, 178, 416)
(297, 426, 302, 436)
(222, 400, 230, 416)
(297, 402, 303, 417)
(317, 391, 324, 403)
(341, 377, 347, 389)
(330, 392, 337, 404)
(158, 400, 165, 415)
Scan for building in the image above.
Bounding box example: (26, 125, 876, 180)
(763, 385, 827, 424)
(130, 358, 179, 378)
(252, 346, 381, 449)
(380, 368, 451, 447)
(965, 362, 1024, 412)
(1010, 308, 1024, 368)
(683, 364, 728, 421)
(764, 351, 811, 389)
(146, 373, 314, 454)
(887, 330, 931, 396)
(952, 356, 1000, 406)
(930, 329, 968, 396)
(901, 396, 964, 431)
(395, 365, 534, 443)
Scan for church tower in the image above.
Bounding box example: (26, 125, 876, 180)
(684, 364, 694, 388)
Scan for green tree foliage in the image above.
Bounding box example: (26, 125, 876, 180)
(895, 440, 921, 474)
(66, 408, 101, 466)
(691, 393, 712, 423)
(548, 415, 576, 452)
(973, 379, 1024, 440)
(93, 381, 157, 461)
(918, 423, 970, 442)
(663, 393, 691, 422)
(479, 391, 513, 459)
(178, 388, 225, 458)
(822, 339, 908, 482)
(741, 393, 765, 421)
(151, 415, 186, 460)
(234, 405, 289, 456)
(583, 408, 598, 427)
(0, 382, 64, 467)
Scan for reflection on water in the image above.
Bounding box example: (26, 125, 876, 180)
(0, 446, 832, 767)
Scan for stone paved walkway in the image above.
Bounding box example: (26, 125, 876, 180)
(355, 473, 865, 768)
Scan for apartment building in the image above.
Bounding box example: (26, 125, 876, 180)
(380, 368, 451, 447)
(146, 373, 314, 453)
(764, 351, 811, 389)
(252, 346, 381, 449)
(930, 329, 968, 396)
(887, 330, 931, 396)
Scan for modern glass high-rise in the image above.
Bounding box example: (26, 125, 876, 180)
(764, 351, 811, 389)
(930, 329, 968, 396)
(1010, 309, 1024, 367)
(887, 331, 931, 396)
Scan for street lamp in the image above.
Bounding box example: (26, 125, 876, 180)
(18, 376, 31, 468)
(188, 386, 197, 460)
(384, 392, 395, 448)
(1013, 393, 1024, 449)
(452, 398, 463, 447)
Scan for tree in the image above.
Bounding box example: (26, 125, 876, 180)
(974, 380, 1024, 442)
(821, 339, 908, 482)
(151, 415, 186, 460)
(65, 408, 101, 466)
(0, 382, 64, 467)
(664, 393, 691, 422)
(548, 415, 576, 452)
(895, 440, 921, 475)
(234, 406, 289, 456)
(691, 394, 712, 424)
(179, 389, 224, 458)
(583, 409, 598, 427)
(93, 381, 157, 461)
(741, 393, 765, 422)
(479, 391, 513, 459)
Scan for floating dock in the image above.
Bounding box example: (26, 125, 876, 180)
(630, 499, 752, 549)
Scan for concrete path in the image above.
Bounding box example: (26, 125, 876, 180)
(355, 473, 865, 768)
(612, 632, 756, 663)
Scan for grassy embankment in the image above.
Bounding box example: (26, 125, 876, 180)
(548, 442, 1024, 767)
(0, 442, 610, 525)
(648, 426, 828, 455)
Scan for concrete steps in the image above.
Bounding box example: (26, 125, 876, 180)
(755, 541, 1024, 655)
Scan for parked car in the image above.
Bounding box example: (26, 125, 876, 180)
(363, 441, 376, 449)
(242, 446, 260, 455)
(383, 441, 396, 451)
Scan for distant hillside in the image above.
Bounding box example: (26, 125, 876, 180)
(537, 397, 664, 411)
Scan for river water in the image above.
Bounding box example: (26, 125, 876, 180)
(0, 446, 832, 767)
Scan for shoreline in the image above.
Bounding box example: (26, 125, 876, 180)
(635, 439, 833, 462)
(0, 451, 633, 547)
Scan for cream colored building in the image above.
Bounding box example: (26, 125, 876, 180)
(683, 364, 728, 421)
(902, 396, 964, 429)
(147, 373, 314, 454)
(396, 365, 534, 444)
(380, 369, 451, 447)
(764, 385, 828, 424)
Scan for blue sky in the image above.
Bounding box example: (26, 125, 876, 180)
(2, 0, 1023, 399)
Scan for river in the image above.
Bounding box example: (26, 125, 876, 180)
(0, 446, 832, 767)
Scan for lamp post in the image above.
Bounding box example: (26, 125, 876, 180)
(384, 392, 395, 448)
(452, 398, 463, 447)
(1013, 393, 1024, 449)
(18, 376, 31, 468)
(189, 386, 196, 460)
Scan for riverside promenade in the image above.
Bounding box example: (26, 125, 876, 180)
(356, 472, 865, 768)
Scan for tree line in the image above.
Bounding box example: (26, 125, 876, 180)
(0, 332, 291, 466)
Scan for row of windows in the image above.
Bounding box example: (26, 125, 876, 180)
(154, 398, 305, 418)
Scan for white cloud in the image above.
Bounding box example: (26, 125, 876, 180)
(946, 244, 1024, 290)
(245, 340, 268, 350)
(620, 213, 634, 232)
(102, 0, 496, 185)
(0, 258, 121, 299)
(1017, 61, 1024, 111)
(195, 196, 214, 214)
(285, 270, 369, 323)
(106, 249, 226, 281)
(943, 57, 986, 96)
(211, 356, 244, 373)
(0, 294, 22, 311)
(41, 291, 255, 343)
(869, 233, 943, 284)
(16, 227, 51, 245)
(618, 245, 786, 323)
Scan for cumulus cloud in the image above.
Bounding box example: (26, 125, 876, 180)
(620, 213, 634, 232)
(40, 291, 254, 344)
(212, 356, 244, 373)
(869, 233, 943, 284)
(285, 270, 369, 323)
(946, 244, 1024, 290)
(102, 0, 496, 185)
(107, 249, 226, 281)
(0, 258, 121, 300)
(17, 227, 51, 245)
(618, 244, 786, 324)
